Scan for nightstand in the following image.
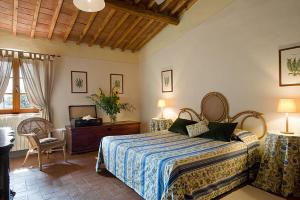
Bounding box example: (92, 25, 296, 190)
(150, 118, 173, 132)
(253, 132, 300, 197)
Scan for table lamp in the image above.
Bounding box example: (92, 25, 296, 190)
(277, 98, 297, 134)
(157, 99, 166, 119)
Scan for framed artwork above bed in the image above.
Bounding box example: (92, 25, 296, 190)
(161, 69, 173, 92)
(279, 45, 300, 86)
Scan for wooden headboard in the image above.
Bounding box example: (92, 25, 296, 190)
(178, 92, 267, 139)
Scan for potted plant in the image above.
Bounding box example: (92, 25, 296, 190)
(88, 88, 134, 123)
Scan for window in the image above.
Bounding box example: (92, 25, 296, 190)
(0, 58, 38, 114)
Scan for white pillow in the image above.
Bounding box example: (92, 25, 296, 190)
(186, 121, 209, 138)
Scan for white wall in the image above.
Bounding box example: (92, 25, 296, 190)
(52, 56, 140, 128)
(139, 0, 300, 134)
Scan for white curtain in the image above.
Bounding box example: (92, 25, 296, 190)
(20, 58, 55, 121)
(0, 56, 13, 103)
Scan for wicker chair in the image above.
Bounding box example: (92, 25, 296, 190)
(17, 117, 67, 170)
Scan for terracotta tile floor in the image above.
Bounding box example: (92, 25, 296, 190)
(10, 152, 142, 200)
(10, 151, 291, 200)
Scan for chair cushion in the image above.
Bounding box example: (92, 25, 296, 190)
(39, 137, 59, 144)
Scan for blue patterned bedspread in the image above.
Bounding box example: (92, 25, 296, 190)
(96, 130, 260, 200)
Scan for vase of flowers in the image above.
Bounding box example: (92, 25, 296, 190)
(88, 88, 134, 123)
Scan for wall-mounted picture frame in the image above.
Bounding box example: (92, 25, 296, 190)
(161, 70, 173, 92)
(71, 71, 88, 93)
(279, 45, 300, 86)
(110, 74, 124, 94)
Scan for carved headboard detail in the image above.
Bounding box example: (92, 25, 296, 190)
(178, 92, 267, 139)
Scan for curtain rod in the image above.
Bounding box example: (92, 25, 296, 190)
(0, 48, 61, 58)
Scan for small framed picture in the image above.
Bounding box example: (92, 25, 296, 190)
(110, 74, 124, 94)
(279, 46, 300, 86)
(161, 70, 173, 92)
(71, 71, 88, 93)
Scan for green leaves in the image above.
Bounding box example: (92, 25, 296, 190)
(287, 58, 300, 76)
(87, 88, 135, 118)
(75, 78, 83, 88)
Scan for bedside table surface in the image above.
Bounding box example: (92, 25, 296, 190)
(151, 117, 172, 120)
(253, 131, 300, 197)
(268, 131, 300, 137)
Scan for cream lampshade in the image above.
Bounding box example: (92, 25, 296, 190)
(73, 0, 105, 12)
(277, 99, 297, 134)
(157, 99, 166, 119)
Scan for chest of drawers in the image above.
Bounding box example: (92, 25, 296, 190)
(66, 121, 140, 154)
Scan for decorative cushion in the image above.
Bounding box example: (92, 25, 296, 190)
(168, 118, 197, 135)
(186, 121, 209, 138)
(39, 137, 59, 144)
(200, 122, 238, 142)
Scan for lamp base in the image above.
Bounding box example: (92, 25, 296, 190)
(280, 131, 294, 134)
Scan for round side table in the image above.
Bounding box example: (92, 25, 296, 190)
(150, 118, 173, 132)
(253, 131, 300, 197)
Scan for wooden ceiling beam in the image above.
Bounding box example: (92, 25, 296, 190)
(147, 0, 156, 9)
(133, 23, 166, 51)
(30, 0, 41, 38)
(123, 0, 172, 50)
(63, 9, 79, 42)
(133, 0, 185, 51)
(48, 0, 64, 39)
(105, 0, 179, 25)
(12, 0, 18, 35)
(171, 0, 187, 15)
(112, 16, 143, 49)
(179, 0, 198, 16)
(89, 9, 116, 46)
(100, 13, 130, 48)
(117, 0, 157, 50)
(159, 0, 173, 12)
(77, 12, 97, 44)
(123, 19, 154, 50)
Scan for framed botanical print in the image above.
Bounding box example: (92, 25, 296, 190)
(161, 70, 173, 92)
(71, 71, 88, 93)
(110, 74, 124, 94)
(279, 46, 300, 86)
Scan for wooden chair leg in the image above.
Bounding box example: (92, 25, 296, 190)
(63, 146, 67, 162)
(37, 150, 42, 171)
(22, 149, 31, 166)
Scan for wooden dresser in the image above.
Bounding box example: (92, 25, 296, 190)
(66, 121, 140, 154)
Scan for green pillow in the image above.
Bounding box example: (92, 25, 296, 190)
(168, 118, 197, 135)
(200, 122, 238, 142)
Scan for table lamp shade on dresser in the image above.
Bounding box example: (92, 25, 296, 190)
(277, 98, 297, 134)
(157, 99, 166, 119)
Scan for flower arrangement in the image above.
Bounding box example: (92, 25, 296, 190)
(88, 88, 135, 123)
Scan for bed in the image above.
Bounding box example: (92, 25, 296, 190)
(96, 92, 267, 200)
